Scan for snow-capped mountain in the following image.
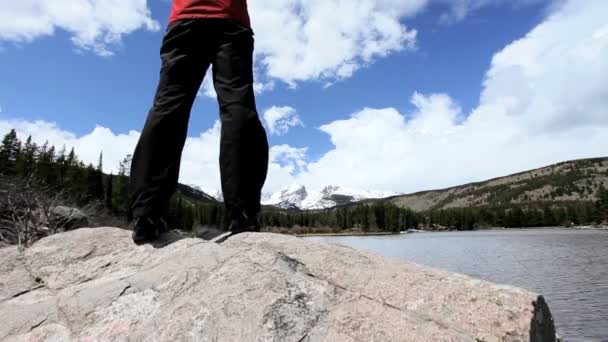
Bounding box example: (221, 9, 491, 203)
(263, 184, 309, 209)
(262, 184, 401, 210)
(178, 184, 217, 202)
(212, 189, 224, 202)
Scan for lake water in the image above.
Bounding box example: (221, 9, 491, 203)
(306, 229, 608, 342)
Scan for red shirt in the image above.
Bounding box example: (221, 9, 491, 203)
(169, 0, 250, 28)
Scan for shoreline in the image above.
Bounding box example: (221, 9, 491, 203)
(290, 225, 608, 237)
(293, 232, 398, 237)
(477, 225, 608, 231)
(567, 225, 608, 231)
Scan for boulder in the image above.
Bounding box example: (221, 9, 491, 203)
(0, 227, 557, 341)
(49, 206, 88, 230)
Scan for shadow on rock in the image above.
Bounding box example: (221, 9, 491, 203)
(149, 230, 187, 249)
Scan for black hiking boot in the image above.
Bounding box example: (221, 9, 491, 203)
(229, 211, 260, 234)
(132, 216, 168, 244)
(213, 211, 259, 244)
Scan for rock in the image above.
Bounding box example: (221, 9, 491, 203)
(0, 247, 42, 302)
(0, 227, 558, 341)
(49, 206, 88, 230)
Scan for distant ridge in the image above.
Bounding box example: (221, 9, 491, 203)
(386, 157, 608, 211)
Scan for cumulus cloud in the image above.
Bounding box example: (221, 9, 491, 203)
(198, 69, 276, 99)
(0, 0, 424, 86)
(198, 70, 218, 99)
(480, 0, 608, 133)
(264, 145, 309, 192)
(191, 0, 551, 87)
(0, 0, 160, 56)
(195, 0, 424, 90)
(436, 0, 547, 23)
(249, 0, 425, 85)
(263, 106, 303, 136)
(286, 0, 608, 192)
(253, 81, 276, 95)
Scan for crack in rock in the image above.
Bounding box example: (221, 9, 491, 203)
(119, 285, 132, 297)
(10, 284, 45, 299)
(29, 317, 47, 331)
(78, 247, 96, 261)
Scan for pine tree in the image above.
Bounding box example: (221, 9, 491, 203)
(94, 153, 104, 200)
(15, 135, 37, 176)
(541, 206, 554, 226)
(66, 148, 76, 167)
(55, 146, 67, 183)
(118, 154, 132, 177)
(177, 195, 184, 229)
(83, 163, 104, 201)
(597, 185, 608, 223)
(97, 152, 103, 171)
(183, 203, 194, 231)
(110, 154, 133, 218)
(360, 205, 369, 231)
(46, 146, 57, 184)
(113, 173, 129, 217)
(105, 174, 114, 211)
(0, 129, 22, 175)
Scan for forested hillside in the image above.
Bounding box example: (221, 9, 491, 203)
(388, 158, 608, 211)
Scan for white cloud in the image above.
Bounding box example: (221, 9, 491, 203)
(0, 0, 160, 56)
(436, 0, 547, 23)
(199, 70, 218, 99)
(177, 121, 223, 193)
(253, 81, 276, 95)
(263, 106, 303, 136)
(198, 69, 276, 99)
(0, 0, 551, 91)
(265, 145, 309, 192)
(193, 0, 428, 96)
(249, 0, 425, 85)
(0, 0, 425, 85)
(287, 0, 608, 193)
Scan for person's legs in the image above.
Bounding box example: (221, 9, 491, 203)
(212, 21, 269, 226)
(130, 20, 210, 223)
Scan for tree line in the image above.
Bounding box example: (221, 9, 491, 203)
(2, 129, 607, 234)
(259, 203, 420, 234)
(0, 129, 106, 205)
(421, 200, 607, 230)
(259, 197, 607, 233)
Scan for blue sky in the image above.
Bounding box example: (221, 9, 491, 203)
(1, 0, 607, 196)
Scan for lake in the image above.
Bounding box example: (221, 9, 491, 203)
(306, 228, 608, 342)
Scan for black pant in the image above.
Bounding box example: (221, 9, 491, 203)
(129, 19, 269, 221)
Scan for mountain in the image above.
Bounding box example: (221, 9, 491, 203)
(212, 189, 224, 202)
(387, 157, 608, 211)
(263, 184, 400, 210)
(176, 183, 218, 204)
(178, 157, 608, 213)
